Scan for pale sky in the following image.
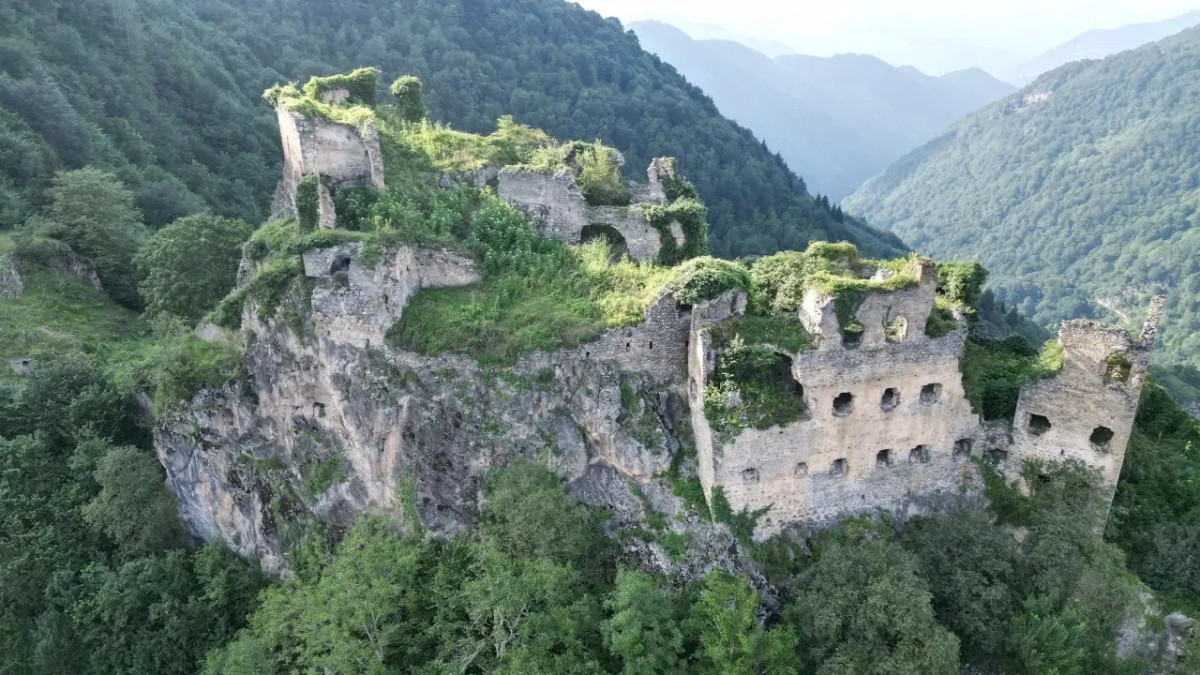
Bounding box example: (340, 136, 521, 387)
(573, 0, 1200, 75)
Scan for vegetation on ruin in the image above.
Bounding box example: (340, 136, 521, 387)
(702, 335, 806, 436)
(960, 335, 1064, 421)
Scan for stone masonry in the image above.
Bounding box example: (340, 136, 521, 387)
(271, 105, 385, 228)
(689, 258, 1162, 539)
(497, 158, 685, 263)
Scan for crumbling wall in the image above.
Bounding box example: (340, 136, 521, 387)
(693, 270, 985, 538)
(497, 159, 686, 263)
(272, 106, 385, 226)
(1008, 317, 1153, 494)
(301, 243, 480, 349)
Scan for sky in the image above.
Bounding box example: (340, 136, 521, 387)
(572, 0, 1200, 75)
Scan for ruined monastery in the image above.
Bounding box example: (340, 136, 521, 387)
(161, 77, 1164, 571)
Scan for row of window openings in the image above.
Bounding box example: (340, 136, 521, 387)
(743, 439, 974, 483)
(1026, 414, 1114, 450)
(832, 383, 942, 417)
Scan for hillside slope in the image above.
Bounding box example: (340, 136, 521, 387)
(845, 27, 1200, 380)
(631, 21, 1014, 200)
(0, 0, 902, 258)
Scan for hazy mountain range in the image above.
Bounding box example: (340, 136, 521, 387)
(631, 21, 1015, 199)
(1004, 10, 1200, 84)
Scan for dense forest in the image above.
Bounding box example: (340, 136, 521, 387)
(0, 0, 902, 258)
(845, 27, 1200, 404)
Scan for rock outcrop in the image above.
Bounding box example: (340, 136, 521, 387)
(161, 242, 739, 576)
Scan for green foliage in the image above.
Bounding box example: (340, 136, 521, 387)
(844, 29, 1200, 389)
(295, 174, 322, 232)
(389, 197, 675, 364)
(709, 486, 769, 545)
(960, 337, 1064, 420)
(788, 535, 962, 674)
(210, 258, 302, 329)
(1106, 352, 1132, 383)
(644, 197, 709, 264)
(135, 214, 254, 323)
(389, 75, 425, 122)
(937, 261, 989, 308)
(0, 255, 148, 367)
(143, 334, 243, 412)
(302, 67, 382, 106)
(901, 510, 1020, 662)
(605, 570, 690, 674)
(577, 141, 630, 206)
(691, 571, 798, 675)
(711, 313, 810, 353)
(39, 168, 152, 308)
(1108, 382, 1200, 608)
(703, 335, 805, 437)
(668, 256, 750, 305)
(83, 445, 186, 558)
(925, 297, 960, 338)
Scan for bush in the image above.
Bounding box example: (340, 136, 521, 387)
(135, 214, 253, 323)
(643, 197, 708, 265)
(937, 261, 988, 308)
(146, 335, 243, 411)
(389, 75, 424, 122)
(669, 256, 750, 305)
(576, 141, 629, 206)
(302, 67, 382, 106)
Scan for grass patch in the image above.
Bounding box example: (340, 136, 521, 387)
(0, 265, 149, 370)
(710, 313, 810, 354)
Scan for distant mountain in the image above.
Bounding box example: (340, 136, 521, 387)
(845, 27, 1200, 383)
(1006, 10, 1200, 84)
(653, 18, 798, 57)
(631, 21, 1014, 200)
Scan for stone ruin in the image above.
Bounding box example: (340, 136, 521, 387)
(269, 98, 691, 261)
(252, 92, 1163, 544)
(497, 156, 688, 263)
(688, 260, 1164, 539)
(270, 104, 385, 229)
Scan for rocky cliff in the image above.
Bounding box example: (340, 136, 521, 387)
(157, 242, 744, 576)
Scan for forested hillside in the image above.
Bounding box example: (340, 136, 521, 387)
(846, 27, 1200, 393)
(0, 0, 902, 257)
(633, 21, 1014, 200)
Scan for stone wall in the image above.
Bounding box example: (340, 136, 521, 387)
(691, 271, 984, 538)
(1008, 317, 1153, 495)
(301, 243, 481, 349)
(272, 105, 385, 226)
(496, 159, 685, 263)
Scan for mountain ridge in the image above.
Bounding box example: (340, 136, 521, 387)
(631, 20, 1014, 199)
(844, 26, 1200, 392)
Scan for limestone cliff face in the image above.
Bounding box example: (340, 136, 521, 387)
(157, 243, 742, 575)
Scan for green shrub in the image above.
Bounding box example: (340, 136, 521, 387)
(389, 75, 424, 122)
(296, 174, 322, 232)
(1106, 352, 1132, 383)
(703, 335, 805, 436)
(937, 261, 988, 308)
(147, 335, 243, 411)
(576, 141, 629, 206)
(669, 256, 750, 305)
(960, 338, 1064, 421)
(710, 486, 768, 545)
(302, 67, 382, 106)
(925, 298, 959, 338)
(643, 197, 709, 265)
